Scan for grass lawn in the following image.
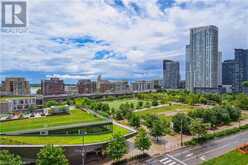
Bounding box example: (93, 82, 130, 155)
(202, 150, 248, 165)
(0, 125, 129, 145)
(135, 104, 195, 117)
(0, 109, 102, 133)
(102, 98, 150, 109)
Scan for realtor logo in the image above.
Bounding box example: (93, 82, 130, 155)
(1, 1, 27, 27)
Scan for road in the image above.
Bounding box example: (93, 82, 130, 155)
(146, 130, 248, 165)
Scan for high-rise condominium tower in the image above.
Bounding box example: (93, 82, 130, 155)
(186, 25, 219, 91)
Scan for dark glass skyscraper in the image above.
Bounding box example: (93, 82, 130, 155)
(163, 60, 180, 89)
(222, 60, 235, 85)
(233, 49, 248, 92)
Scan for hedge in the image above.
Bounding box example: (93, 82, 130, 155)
(185, 124, 248, 146)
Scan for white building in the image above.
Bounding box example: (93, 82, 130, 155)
(0, 97, 36, 113)
(186, 25, 220, 91)
(131, 80, 154, 92)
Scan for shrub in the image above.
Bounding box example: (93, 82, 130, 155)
(0, 150, 22, 165)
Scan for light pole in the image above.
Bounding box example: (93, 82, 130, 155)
(239, 117, 241, 128)
(180, 119, 183, 146)
(81, 131, 87, 165)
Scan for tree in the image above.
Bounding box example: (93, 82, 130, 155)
(110, 107, 116, 116)
(242, 81, 248, 87)
(152, 100, 159, 106)
(36, 88, 42, 95)
(106, 133, 128, 162)
(65, 98, 73, 105)
(143, 114, 160, 128)
(0, 150, 22, 165)
(36, 145, 69, 165)
(27, 104, 36, 112)
(216, 107, 231, 125)
(160, 98, 168, 105)
(46, 100, 59, 107)
(136, 101, 144, 109)
(172, 113, 192, 134)
(144, 102, 151, 108)
(128, 114, 141, 128)
(114, 109, 125, 120)
(190, 119, 209, 140)
(102, 104, 110, 114)
(149, 119, 166, 142)
(203, 109, 218, 128)
(135, 128, 151, 154)
(199, 96, 207, 104)
(130, 103, 134, 109)
(186, 94, 199, 105)
(226, 106, 241, 121)
(234, 94, 248, 110)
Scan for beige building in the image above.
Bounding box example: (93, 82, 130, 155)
(111, 80, 129, 93)
(1, 77, 30, 96)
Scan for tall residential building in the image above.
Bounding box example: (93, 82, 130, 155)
(233, 49, 248, 92)
(186, 25, 219, 91)
(222, 60, 236, 85)
(1, 77, 30, 96)
(41, 78, 65, 95)
(163, 60, 180, 89)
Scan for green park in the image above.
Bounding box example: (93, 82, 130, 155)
(202, 150, 248, 165)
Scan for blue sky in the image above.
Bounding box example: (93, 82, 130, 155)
(1, 0, 248, 83)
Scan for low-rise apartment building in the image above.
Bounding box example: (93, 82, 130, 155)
(0, 97, 36, 113)
(131, 80, 154, 92)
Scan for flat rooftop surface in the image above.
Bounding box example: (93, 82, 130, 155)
(0, 96, 36, 103)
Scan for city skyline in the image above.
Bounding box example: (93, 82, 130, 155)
(1, 0, 248, 83)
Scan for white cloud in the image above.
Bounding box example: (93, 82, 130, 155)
(1, 0, 247, 81)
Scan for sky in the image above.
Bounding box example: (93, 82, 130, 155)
(0, 0, 248, 83)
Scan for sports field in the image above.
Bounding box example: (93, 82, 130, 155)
(102, 98, 150, 109)
(135, 104, 195, 116)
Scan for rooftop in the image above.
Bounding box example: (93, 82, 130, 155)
(0, 96, 36, 103)
(0, 109, 102, 133)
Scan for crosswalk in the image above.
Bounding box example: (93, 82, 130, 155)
(159, 154, 187, 165)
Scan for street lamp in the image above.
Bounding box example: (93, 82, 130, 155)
(180, 118, 183, 146)
(81, 130, 87, 165)
(176, 110, 184, 147)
